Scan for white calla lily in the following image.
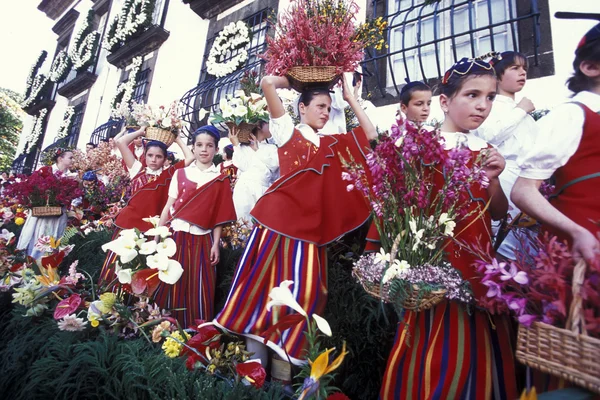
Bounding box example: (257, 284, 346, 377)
(312, 314, 332, 336)
(142, 216, 160, 227)
(117, 268, 133, 284)
(158, 260, 184, 284)
(144, 226, 171, 238)
(156, 238, 177, 257)
(147, 253, 170, 270)
(265, 280, 307, 317)
(139, 240, 157, 255)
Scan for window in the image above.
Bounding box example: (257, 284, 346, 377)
(362, 0, 548, 105)
(47, 102, 86, 150)
(131, 68, 151, 103)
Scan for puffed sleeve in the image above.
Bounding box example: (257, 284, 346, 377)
(255, 143, 280, 172)
(232, 145, 252, 172)
(269, 113, 295, 146)
(517, 103, 585, 180)
(167, 169, 180, 200)
(475, 100, 529, 146)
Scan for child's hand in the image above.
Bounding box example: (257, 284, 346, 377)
(228, 126, 240, 146)
(340, 74, 354, 103)
(517, 97, 535, 113)
(482, 148, 505, 180)
(571, 227, 600, 264)
(210, 243, 220, 266)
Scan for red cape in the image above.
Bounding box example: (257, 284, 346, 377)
(169, 174, 237, 230)
(251, 127, 372, 246)
(115, 160, 185, 231)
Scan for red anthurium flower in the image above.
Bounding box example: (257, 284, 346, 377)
(236, 360, 266, 388)
(260, 313, 305, 345)
(130, 269, 160, 296)
(9, 262, 23, 272)
(327, 393, 351, 400)
(181, 324, 221, 362)
(53, 294, 82, 320)
(41, 251, 65, 269)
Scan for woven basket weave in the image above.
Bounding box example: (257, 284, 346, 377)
(32, 206, 62, 217)
(286, 66, 340, 92)
(516, 260, 600, 394)
(353, 269, 447, 312)
(146, 127, 177, 147)
(225, 122, 255, 144)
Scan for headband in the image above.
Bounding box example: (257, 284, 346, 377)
(442, 52, 502, 85)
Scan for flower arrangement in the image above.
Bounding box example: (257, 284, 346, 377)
(263, 0, 387, 76)
(100, 217, 183, 296)
(103, 0, 156, 52)
(48, 49, 72, 83)
(23, 50, 47, 102)
(131, 101, 184, 133)
(24, 108, 48, 154)
(110, 56, 143, 118)
(342, 117, 489, 312)
(69, 9, 101, 72)
(221, 220, 253, 249)
(56, 106, 75, 139)
(5, 165, 82, 208)
(210, 90, 268, 127)
(206, 20, 251, 78)
(470, 232, 600, 337)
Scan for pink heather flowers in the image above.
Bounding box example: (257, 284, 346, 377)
(57, 314, 87, 331)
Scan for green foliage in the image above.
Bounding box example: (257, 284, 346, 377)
(0, 88, 23, 170)
(23, 51, 47, 100)
(62, 228, 113, 281)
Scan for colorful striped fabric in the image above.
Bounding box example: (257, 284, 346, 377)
(380, 301, 518, 400)
(152, 231, 215, 327)
(98, 228, 121, 285)
(214, 225, 327, 365)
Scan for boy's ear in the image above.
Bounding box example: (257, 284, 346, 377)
(400, 103, 408, 114)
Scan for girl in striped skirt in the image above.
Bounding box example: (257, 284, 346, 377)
(214, 75, 377, 381)
(380, 56, 518, 399)
(154, 126, 236, 327)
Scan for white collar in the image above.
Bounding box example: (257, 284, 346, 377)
(144, 167, 163, 176)
(440, 131, 488, 151)
(572, 91, 600, 113)
(193, 162, 219, 173)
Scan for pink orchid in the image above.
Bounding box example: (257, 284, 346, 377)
(500, 263, 529, 285)
(518, 314, 538, 327)
(507, 298, 527, 315)
(483, 281, 502, 298)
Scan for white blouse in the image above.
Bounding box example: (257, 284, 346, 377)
(233, 141, 279, 186)
(167, 163, 220, 235)
(518, 91, 600, 180)
(127, 160, 163, 179)
(474, 94, 538, 162)
(270, 113, 320, 147)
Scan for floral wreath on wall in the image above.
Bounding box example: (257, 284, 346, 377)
(206, 21, 251, 78)
(22, 108, 48, 155)
(22, 51, 51, 109)
(110, 56, 143, 118)
(70, 9, 101, 72)
(103, 0, 156, 52)
(48, 50, 72, 84)
(56, 106, 76, 139)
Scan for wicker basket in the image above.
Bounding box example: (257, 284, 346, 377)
(353, 269, 447, 312)
(516, 260, 600, 394)
(286, 66, 340, 92)
(225, 122, 256, 144)
(146, 127, 177, 147)
(31, 206, 62, 217)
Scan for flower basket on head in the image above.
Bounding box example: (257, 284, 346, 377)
(31, 205, 62, 217)
(516, 259, 600, 394)
(225, 122, 255, 144)
(146, 127, 177, 147)
(286, 66, 340, 92)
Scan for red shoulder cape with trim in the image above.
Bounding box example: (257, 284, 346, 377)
(169, 174, 236, 230)
(251, 127, 372, 246)
(114, 160, 185, 231)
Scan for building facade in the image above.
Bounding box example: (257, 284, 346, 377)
(12, 0, 598, 173)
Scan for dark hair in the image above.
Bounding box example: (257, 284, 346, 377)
(101, 138, 109, 143)
(439, 66, 496, 99)
(86, 142, 96, 148)
(52, 148, 72, 163)
(400, 82, 432, 105)
(298, 88, 331, 116)
(224, 144, 234, 159)
(192, 126, 220, 146)
(567, 39, 600, 94)
(145, 140, 168, 157)
(491, 51, 528, 79)
(166, 152, 176, 163)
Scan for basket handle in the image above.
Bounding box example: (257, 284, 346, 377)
(565, 259, 587, 335)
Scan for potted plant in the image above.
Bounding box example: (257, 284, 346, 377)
(210, 90, 269, 143)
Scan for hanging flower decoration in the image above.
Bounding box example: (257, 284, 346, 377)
(206, 21, 251, 78)
(110, 56, 143, 118)
(103, 0, 156, 52)
(48, 50, 72, 83)
(23, 51, 47, 101)
(56, 106, 75, 139)
(70, 9, 101, 72)
(23, 108, 48, 154)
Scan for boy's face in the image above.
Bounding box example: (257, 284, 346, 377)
(498, 62, 527, 94)
(401, 90, 432, 123)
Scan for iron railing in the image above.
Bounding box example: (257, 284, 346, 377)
(89, 119, 125, 144)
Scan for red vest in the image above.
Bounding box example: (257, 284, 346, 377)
(277, 129, 320, 176)
(547, 104, 600, 243)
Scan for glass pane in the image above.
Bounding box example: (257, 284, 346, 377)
(454, 42, 471, 60)
(479, 36, 492, 54)
(453, 8, 470, 34)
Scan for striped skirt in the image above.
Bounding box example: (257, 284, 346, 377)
(214, 225, 328, 365)
(98, 228, 121, 286)
(152, 231, 215, 328)
(380, 301, 518, 400)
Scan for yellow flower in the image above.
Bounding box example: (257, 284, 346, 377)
(99, 292, 116, 310)
(520, 388, 537, 400)
(91, 319, 99, 328)
(15, 217, 24, 226)
(162, 331, 190, 358)
(36, 265, 60, 287)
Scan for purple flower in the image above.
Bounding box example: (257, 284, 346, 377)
(507, 298, 527, 315)
(500, 263, 529, 285)
(483, 280, 502, 298)
(518, 314, 538, 327)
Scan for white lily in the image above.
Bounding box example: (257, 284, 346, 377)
(438, 213, 451, 226)
(312, 314, 332, 337)
(444, 221, 456, 237)
(265, 280, 307, 317)
(119, 229, 139, 240)
(158, 259, 184, 284)
(374, 247, 391, 265)
(101, 237, 138, 264)
(145, 226, 171, 239)
(117, 268, 133, 284)
(250, 93, 261, 101)
(147, 253, 170, 270)
(142, 216, 160, 227)
(139, 240, 157, 255)
(156, 238, 177, 258)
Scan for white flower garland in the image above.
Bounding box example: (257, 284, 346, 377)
(24, 51, 47, 101)
(103, 0, 155, 52)
(24, 108, 48, 154)
(206, 21, 250, 78)
(70, 10, 101, 71)
(56, 106, 75, 139)
(110, 56, 143, 118)
(22, 74, 50, 108)
(49, 50, 72, 83)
